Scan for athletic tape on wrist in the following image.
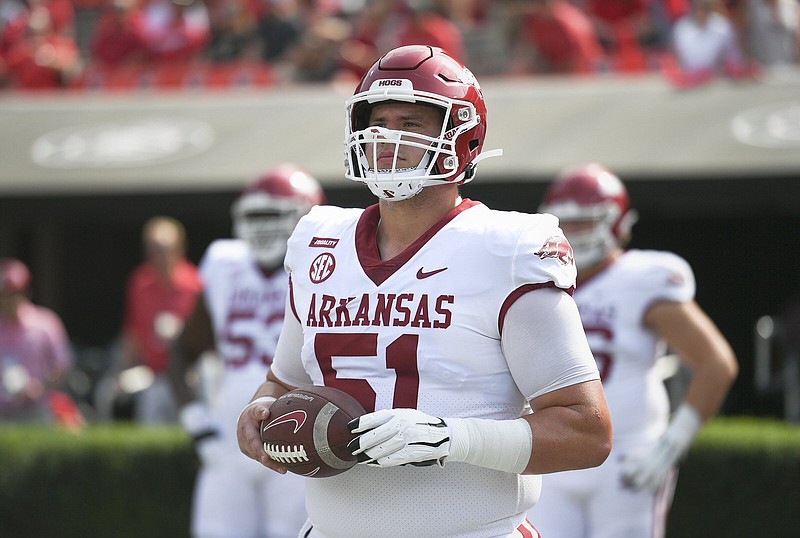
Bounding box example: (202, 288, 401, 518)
(446, 417, 532, 474)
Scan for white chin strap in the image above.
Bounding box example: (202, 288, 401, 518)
(362, 147, 503, 202)
(364, 156, 431, 201)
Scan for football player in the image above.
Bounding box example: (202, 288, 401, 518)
(169, 164, 325, 538)
(237, 45, 613, 538)
(530, 163, 739, 537)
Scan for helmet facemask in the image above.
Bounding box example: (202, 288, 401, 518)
(345, 87, 479, 201)
(232, 194, 307, 269)
(543, 200, 637, 271)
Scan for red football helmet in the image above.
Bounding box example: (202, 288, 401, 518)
(539, 163, 638, 269)
(344, 45, 502, 201)
(232, 163, 325, 268)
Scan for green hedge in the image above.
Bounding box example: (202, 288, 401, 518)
(0, 425, 196, 538)
(1, 418, 798, 538)
(668, 416, 800, 537)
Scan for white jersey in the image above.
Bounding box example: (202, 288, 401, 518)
(272, 200, 598, 538)
(199, 239, 289, 453)
(197, 239, 307, 538)
(574, 249, 695, 444)
(528, 249, 695, 537)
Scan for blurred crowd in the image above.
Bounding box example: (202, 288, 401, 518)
(0, 0, 797, 92)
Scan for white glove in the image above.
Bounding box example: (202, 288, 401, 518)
(348, 408, 532, 474)
(620, 403, 702, 492)
(179, 401, 224, 466)
(348, 409, 450, 467)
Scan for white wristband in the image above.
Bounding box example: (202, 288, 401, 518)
(446, 417, 532, 474)
(236, 396, 277, 424)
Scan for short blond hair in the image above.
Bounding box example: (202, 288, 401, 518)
(142, 216, 187, 255)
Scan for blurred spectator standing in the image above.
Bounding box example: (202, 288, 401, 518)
(136, 0, 210, 63)
(336, 2, 383, 81)
(204, 0, 260, 62)
(580, 0, 657, 71)
(256, 0, 302, 65)
(88, 0, 146, 70)
(742, 0, 799, 69)
(667, 0, 754, 86)
(2, 3, 82, 89)
(506, 0, 605, 75)
(395, 0, 466, 62)
(114, 216, 202, 424)
(280, 10, 350, 82)
(0, 258, 74, 425)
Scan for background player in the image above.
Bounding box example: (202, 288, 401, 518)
(169, 164, 325, 538)
(530, 163, 738, 537)
(237, 45, 612, 538)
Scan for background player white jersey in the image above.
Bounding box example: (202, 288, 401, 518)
(577, 249, 694, 443)
(531, 163, 737, 538)
(200, 239, 290, 454)
(270, 201, 598, 538)
(196, 239, 307, 537)
(170, 163, 325, 538)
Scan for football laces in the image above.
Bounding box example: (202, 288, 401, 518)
(264, 443, 310, 464)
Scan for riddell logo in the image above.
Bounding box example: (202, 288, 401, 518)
(378, 79, 403, 86)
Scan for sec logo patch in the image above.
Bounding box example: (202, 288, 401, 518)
(310, 253, 336, 283)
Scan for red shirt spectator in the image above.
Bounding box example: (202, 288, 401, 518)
(4, 6, 81, 89)
(122, 259, 201, 374)
(89, 0, 147, 68)
(121, 218, 202, 376)
(3, 0, 74, 44)
(135, 0, 211, 63)
(397, 6, 466, 62)
(519, 0, 604, 74)
(582, 0, 654, 70)
(584, 0, 649, 24)
(117, 217, 202, 425)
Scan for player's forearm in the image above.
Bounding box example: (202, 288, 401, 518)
(525, 379, 612, 475)
(258, 369, 295, 400)
(524, 403, 612, 475)
(683, 349, 738, 421)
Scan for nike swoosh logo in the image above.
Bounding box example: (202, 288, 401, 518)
(263, 410, 307, 434)
(416, 267, 448, 279)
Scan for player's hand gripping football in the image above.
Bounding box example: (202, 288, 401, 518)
(620, 403, 702, 492)
(236, 396, 288, 474)
(348, 408, 451, 467)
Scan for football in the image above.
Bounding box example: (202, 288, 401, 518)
(260, 385, 366, 478)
